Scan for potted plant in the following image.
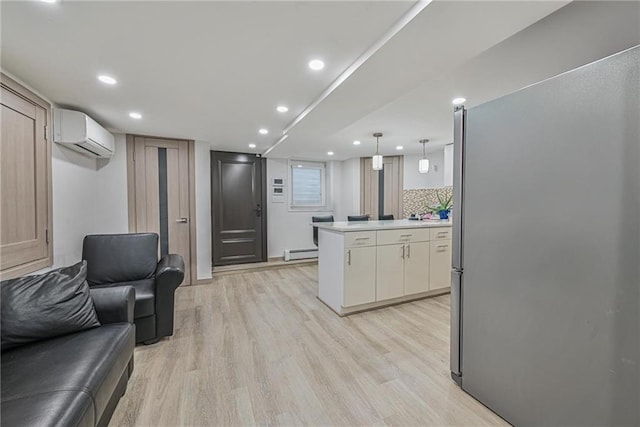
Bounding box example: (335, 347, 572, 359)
(429, 191, 453, 220)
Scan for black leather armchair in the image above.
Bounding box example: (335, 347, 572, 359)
(82, 233, 185, 345)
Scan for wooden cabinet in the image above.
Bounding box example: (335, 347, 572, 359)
(317, 225, 452, 315)
(376, 244, 405, 300)
(429, 240, 452, 291)
(377, 240, 431, 299)
(404, 242, 430, 295)
(344, 231, 376, 248)
(0, 73, 52, 279)
(344, 246, 376, 307)
(377, 228, 430, 245)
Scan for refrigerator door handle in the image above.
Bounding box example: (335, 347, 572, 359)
(450, 270, 462, 384)
(452, 106, 466, 271)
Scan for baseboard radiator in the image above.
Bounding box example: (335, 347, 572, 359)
(284, 248, 318, 261)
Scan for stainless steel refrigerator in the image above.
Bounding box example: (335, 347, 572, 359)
(450, 46, 639, 426)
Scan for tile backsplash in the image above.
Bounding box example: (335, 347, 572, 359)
(403, 187, 453, 218)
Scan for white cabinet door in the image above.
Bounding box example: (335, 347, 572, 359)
(429, 240, 452, 291)
(404, 242, 430, 295)
(344, 246, 376, 307)
(376, 244, 405, 301)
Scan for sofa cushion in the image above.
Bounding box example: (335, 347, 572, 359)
(1, 390, 94, 427)
(1, 323, 135, 425)
(83, 233, 158, 285)
(1, 261, 100, 351)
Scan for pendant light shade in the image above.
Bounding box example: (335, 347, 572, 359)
(418, 139, 430, 174)
(372, 132, 383, 170)
(419, 158, 430, 174)
(372, 154, 383, 170)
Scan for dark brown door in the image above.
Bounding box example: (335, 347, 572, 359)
(211, 151, 267, 266)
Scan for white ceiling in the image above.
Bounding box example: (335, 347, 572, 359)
(295, 0, 640, 160)
(2, 1, 638, 161)
(0, 0, 413, 148)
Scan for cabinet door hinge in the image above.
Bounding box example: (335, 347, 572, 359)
(45, 229, 50, 244)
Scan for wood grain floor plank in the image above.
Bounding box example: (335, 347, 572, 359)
(110, 265, 507, 426)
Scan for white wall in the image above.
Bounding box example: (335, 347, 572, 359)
(197, 155, 357, 263)
(266, 158, 339, 257)
(443, 144, 454, 187)
(403, 150, 445, 189)
(194, 141, 212, 280)
(51, 134, 129, 267)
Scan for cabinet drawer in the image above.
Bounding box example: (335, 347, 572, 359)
(377, 228, 430, 245)
(430, 227, 452, 241)
(344, 231, 376, 248)
(429, 240, 452, 291)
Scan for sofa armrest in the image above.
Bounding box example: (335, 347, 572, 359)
(156, 254, 185, 288)
(154, 254, 184, 338)
(90, 286, 135, 324)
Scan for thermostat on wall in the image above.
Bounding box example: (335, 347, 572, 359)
(272, 178, 285, 187)
(272, 186, 285, 203)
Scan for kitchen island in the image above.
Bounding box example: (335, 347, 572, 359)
(314, 220, 452, 316)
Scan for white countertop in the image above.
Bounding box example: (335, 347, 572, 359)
(313, 219, 452, 232)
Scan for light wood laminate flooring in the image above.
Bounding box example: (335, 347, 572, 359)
(110, 265, 507, 426)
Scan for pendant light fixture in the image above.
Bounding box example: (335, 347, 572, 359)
(418, 139, 430, 174)
(372, 132, 383, 170)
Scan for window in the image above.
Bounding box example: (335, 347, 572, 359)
(289, 160, 327, 210)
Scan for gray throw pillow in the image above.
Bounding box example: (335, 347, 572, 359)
(1, 261, 100, 351)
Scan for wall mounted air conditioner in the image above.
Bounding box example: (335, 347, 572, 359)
(53, 108, 115, 158)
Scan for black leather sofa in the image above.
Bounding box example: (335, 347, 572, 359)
(1, 286, 136, 427)
(82, 233, 185, 345)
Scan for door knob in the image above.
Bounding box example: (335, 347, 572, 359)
(176, 218, 188, 223)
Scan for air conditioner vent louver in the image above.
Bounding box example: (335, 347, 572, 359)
(53, 108, 115, 158)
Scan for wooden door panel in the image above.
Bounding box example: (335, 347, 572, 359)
(376, 244, 405, 301)
(143, 145, 160, 236)
(0, 87, 48, 270)
(211, 151, 266, 266)
(166, 146, 189, 268)
(344, 246, 376, 307)
(404, 241, 430, 295)
(130, 136, 191, 285)
(360, 155, 403, 220)
(1, 106, 37, 244)
(220, 161, 255, 232)
(429, 240, 452, 291)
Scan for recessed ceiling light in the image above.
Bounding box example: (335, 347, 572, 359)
(98, 75, 117, 85)
(452, 97, 466, 105)
(276, 105, 289, 113)
(297, 164, 303, 168)
(327, 151, 334, 156)
(396, 146, 404, 150)
(308, 59, 325, 71)
(259, 128, 268, 135)
(129, 112, 142, 119)
(353, 140, 361, 145)
(40, 0, 58, 3)
(248, 143, 256, 149)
